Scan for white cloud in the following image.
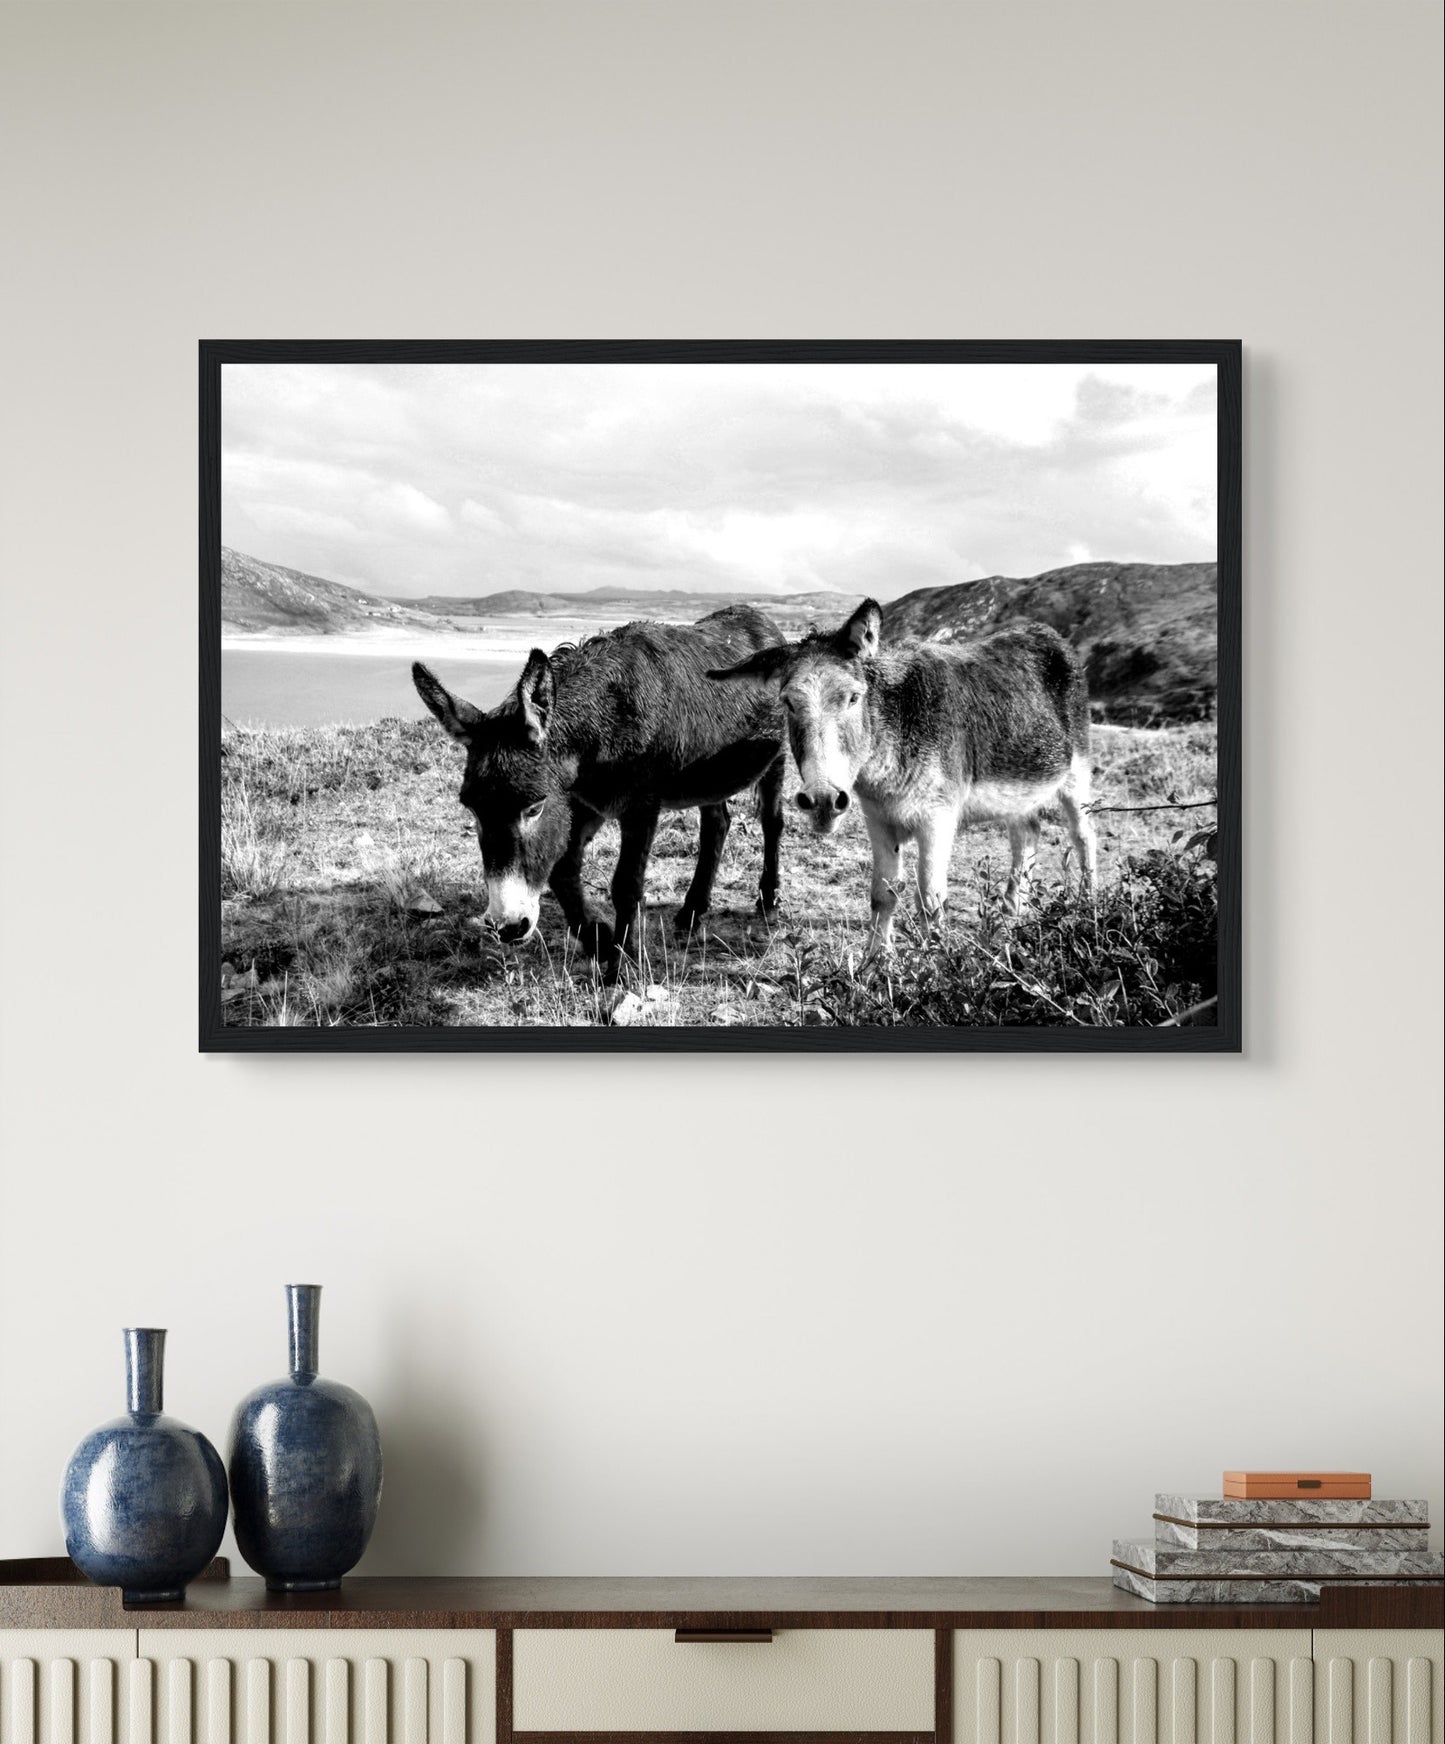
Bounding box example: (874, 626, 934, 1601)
(370, 481, 450, 535)
(460, 498, 508, 533)
(221, 360, 1217, 599)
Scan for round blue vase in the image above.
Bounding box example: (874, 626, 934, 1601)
(227, 1285, 383, 1592)
(61, 1329, 228, 1605)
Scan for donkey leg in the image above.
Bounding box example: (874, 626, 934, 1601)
(609, 803, 660, 967)
(862, 807, 904, 949)
(1004, 816, 1041, 915)
(1058, 757, 1098, 892)
(915, 808, 957, 934)
(548, 809, 608, 955)
(675, 802, 731, 935)
(755, 753, 785, 920)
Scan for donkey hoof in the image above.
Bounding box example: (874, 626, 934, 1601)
(575, 919, 615, 960)
(673, 906, 707, 938)
(753, 895, 781, 923)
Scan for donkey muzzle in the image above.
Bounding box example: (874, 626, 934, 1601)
(495, 918, 536, 945)
(795, 786, 850, 830)
(486, 872, 540, 943)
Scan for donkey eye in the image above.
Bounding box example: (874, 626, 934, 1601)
(522, 800, 546, 823)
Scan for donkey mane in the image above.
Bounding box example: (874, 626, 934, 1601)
(867, 627, 1090, 775)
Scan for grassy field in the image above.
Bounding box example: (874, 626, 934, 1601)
(219, 717, 1218, 1030)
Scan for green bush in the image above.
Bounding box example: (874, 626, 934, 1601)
(789, 847, 1217, 1028)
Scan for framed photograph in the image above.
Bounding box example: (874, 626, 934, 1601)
(202, 341, 1240, 1052)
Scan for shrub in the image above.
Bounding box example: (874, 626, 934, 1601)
(789, 847, 1217, 1028)
(220, 781, 289, 899)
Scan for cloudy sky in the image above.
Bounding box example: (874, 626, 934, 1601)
(222, 361, 1217, 601)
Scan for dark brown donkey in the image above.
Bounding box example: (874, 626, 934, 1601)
(413, 608, 787, 965)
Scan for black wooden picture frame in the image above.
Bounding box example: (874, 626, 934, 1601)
(201, 339, 1241, 1053)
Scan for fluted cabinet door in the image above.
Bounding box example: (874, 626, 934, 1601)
(952, 1631, 1314, 1744)
(0, 1633, 139, 1744)
(1314, 1632, 1442, 1744)
(136, 1633, 494, 1744)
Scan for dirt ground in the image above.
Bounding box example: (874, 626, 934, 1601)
(219, 717, 1217, 1029)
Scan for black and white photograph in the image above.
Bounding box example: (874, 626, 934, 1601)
(204, 342, 1239, 1049)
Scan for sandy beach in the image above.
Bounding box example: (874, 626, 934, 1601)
(220, 613, 643, 727)
(221, 617, 602, 661)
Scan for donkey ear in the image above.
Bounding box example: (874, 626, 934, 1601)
(840, 600, 882, 659)
(413, 662, 482, 742)
(706, 644, 794, 687)
(517, 648, 555, 744)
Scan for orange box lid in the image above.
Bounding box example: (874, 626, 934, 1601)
(1223, 1471, 1372, 1498)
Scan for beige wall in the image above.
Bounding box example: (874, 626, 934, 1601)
(1, 3, 1440, 1574)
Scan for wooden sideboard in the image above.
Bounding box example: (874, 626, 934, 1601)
(2, 1563, 1440, 1744)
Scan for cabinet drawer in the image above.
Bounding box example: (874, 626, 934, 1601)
(0, 1633, 139, 1744)
(1314, 1631, 1443, 1744)
(137, 1629, 497, 1744)
(951, 1630, 1314, 1744)
(512, 1626, 934, 1733)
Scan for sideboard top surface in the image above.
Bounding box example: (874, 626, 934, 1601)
(1, 1563, 1439, 1632)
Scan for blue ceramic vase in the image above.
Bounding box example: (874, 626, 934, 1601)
(227, 1285, 383, 1592)
(61, 1329, 228, 1604)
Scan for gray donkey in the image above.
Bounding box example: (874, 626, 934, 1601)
(414, 608, 787, 967)
(710, 600, 1096, 945)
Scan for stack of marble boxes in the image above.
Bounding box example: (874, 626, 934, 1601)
(1112, 1494, 1442, 1602)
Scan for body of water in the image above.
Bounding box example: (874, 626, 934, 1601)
(222, 647, 522, 728)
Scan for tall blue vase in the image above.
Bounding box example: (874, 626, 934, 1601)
(61, 1329, 228, 1604)
(227, 1285, 383, 1592)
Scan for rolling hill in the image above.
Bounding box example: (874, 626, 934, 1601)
(397, 585, 854, 629)
(221, 546, 1217, 722)
(400, 590, 579, 617)
(221, 548, 455, 635)
(880, 561, 1218, 724)
(222, 549, 848, 638)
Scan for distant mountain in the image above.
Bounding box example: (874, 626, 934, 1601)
(580, 585, 854, 610)
(222, 549, 1216, 722)
(397, 585, 852, 618)
(222, 548, 848, 636)
(221, 548, 454, 634)
(880, 561, 1218, 724)
(399, 591, 579, 617)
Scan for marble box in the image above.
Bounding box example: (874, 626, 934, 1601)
(1113, 1566, 1326, 1604)
(1153, 1494, 1431, 1552)
(1112, 1535, 1444, 1603)
(1154, 1519, 1429, 1551)
(1114, 1537, 1445, 1583)
(1155, 1494, 1429, 1527)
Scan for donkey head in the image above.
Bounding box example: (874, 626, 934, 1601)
(413, 652, 576, 942)
(708, 600, 880, 834)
